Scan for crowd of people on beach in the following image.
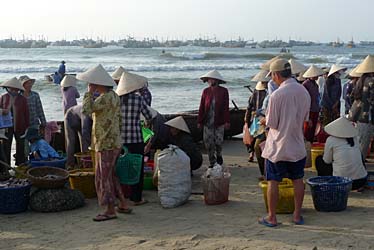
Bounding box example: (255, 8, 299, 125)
(0, 54, 372, 223)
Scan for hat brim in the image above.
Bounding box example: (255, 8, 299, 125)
(200, 77, 226, 84)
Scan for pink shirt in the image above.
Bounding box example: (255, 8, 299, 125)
(262, 78, 311, 162)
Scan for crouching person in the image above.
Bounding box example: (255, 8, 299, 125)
(23, 128, 59, 160)
(165, 116, 202, 173)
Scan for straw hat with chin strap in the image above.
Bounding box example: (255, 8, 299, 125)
(251, 70, 270, 82)
(61, 75, 77, 87)
(289, 59, 307, 75)
(76, 64, 115, 87)
(303, 65, 324, 78)
(112, 66, 127, 80)
(356, 55, 374, 74)
(116, 71, 148, 96)
(200, 70, 226, 83)
(328, 64, 347, 77)
(0, 77, 25, 91)
(324, 116, 358, 138)
(164, 116, 191, 134)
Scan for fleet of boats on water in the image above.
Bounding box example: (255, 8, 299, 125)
(0, 36, 373, 49)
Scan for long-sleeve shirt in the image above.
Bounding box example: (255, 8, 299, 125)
(321, 76, 341, 110)
(31, 139, 60, 159)
(349, 76, 374, 123)
(119, 92, 153, 144)
(139, 87, 152, 106)
(24, 91, 46, 127)
(58, 64, 66, 75)
(61, 86, 80, 114)
(149, 113, 170, 149)
(82, 90, 122, 152)
(303, 79, 320, 113)
(198, 86, 230, 127)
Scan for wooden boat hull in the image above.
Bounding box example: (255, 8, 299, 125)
(164, 108, 246, 142)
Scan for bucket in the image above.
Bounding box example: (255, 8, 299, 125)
(259, 178, 295, 214)
(143, 172, 156, 190)
(74, 152, 91, 168)
(311, 143, 324, 171)
(69, 168, 96, 198)
(202, 173, 231, 205)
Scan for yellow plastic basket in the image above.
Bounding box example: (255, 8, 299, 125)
(259, 178, 295, 214)
(69, 168, 96, 198)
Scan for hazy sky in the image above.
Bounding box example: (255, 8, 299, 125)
(2, 0, 373, 42)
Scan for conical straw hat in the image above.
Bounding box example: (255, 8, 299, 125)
(324, 116, 358, 138)
(76, 64, 115, 87)
(356, 55, 374, 74)
(112, 66, 127, 80)
(289, 59, 307, 75)
(297, 72, 306, 82)
(61, 75, 77, 87)
(116, 72, 148, 96)
(19, 75, 35, 85)
(251, 69, 270, 82)
(0, 77, 25, 91)
(328, 64, 347, 77)
(200, 70, 226, 83)
(255, 81, 266, 91)
(0, 129, 7, 140)
(348, 64, 363, 78)
(164, 116, 191, 134)
(260, 56, 281, 70)
(303, 65, 324, 78)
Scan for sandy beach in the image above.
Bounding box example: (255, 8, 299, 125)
(1, 139, 373, 250)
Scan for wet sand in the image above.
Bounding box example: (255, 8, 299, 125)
(1, 139, 374, 250)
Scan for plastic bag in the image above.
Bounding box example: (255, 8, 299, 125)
(242, 123, 253, 145)
(158, 145, 191, 208)
(250, 117, 260, 136)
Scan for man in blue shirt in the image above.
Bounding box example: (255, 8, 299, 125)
(58, 61, 66, 78)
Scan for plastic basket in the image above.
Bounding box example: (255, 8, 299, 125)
(202, 173, 231, 205)
(142, 126, 154, 143)
(115, 147, 143, 185)
(69, 168, 96, 198)
(30, 157, 66, 169)
(259, 178, 295, 214)
(74, 152, 91, 168)
(311, 147, 324, 171)
(307, 176, 352, 212)
(0, 184, 32, 214)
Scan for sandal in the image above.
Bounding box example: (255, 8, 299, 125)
(116, 207, 133, 214)
(293, 216, 305, 225)
(133, 199, 149, 206)
(258, 216, 278, 227)
(93, 214, 117, 222)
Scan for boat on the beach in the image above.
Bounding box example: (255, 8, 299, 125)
(163, 107, 246, 142)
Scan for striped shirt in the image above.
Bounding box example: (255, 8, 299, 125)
(120, 92, 153, 144)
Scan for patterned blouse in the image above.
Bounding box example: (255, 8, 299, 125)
(82, 90, 121, 152)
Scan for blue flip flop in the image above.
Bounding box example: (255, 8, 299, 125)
(293, 216, 304, 225)
(258, 217, 278, 227)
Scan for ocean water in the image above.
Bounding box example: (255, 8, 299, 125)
(0, 45, 373, 122)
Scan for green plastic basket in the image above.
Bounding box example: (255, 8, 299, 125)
(142, 126, 154, 143)
(115, 147, 143, 185)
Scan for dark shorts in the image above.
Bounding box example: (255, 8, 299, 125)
(265, 157, 306, 182)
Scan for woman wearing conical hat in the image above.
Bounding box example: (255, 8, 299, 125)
(78, 64, 131, 221)
(116, 71, 154, 205)
(0, 77, 29, 166)
(60, 75, 80, 114)
(165, 116, 202, 172)
(245, 70, 268, 179)
(198, 70, 230, 167)
(315, 117, 368, 191)
(302, 65, 324, 142)
(348, 55, 374, 158)
(321, 64, 347, 125)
